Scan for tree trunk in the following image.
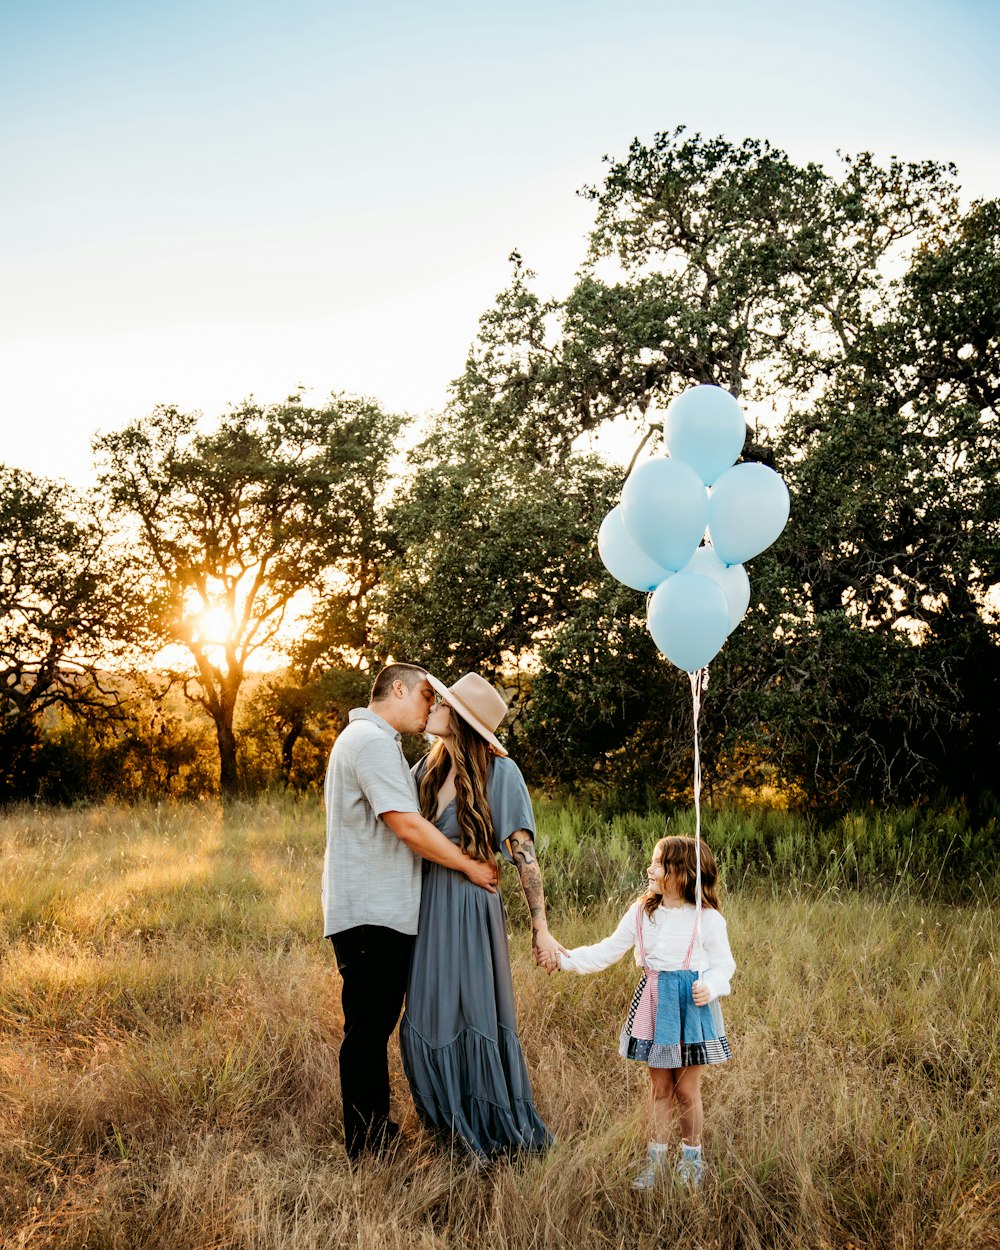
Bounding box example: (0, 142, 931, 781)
(216, 714, 240, 797)
(280, 718, 303, 783)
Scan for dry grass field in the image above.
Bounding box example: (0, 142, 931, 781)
(1, 798, 997, 1249)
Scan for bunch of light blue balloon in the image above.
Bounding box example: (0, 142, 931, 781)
(598, 385, 790, 674)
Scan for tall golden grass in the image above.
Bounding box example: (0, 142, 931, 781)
(1, 798, 997, 1249)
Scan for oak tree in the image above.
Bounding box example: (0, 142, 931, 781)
(95, 394, 403, 795)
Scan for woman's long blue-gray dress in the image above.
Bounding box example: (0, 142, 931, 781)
(399, 755, 554, 1160)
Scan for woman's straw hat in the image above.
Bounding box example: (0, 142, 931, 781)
(426, 672, 509, 756)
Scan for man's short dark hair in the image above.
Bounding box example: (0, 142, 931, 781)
(370, 663, 428, 703)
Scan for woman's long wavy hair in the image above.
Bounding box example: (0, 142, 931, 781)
(418, 709, 496, 863)
(641, 835, 722, 919)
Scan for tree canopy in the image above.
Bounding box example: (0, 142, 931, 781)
(377, 419, 615, 682)
(444, 129, 998, 806)
(94, 394, 402, 795)
(0, 466, 137, 798)
(457, 130, 964, 455)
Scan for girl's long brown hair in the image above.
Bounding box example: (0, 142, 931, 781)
(641, 835, 722, 919)
(418, 710, 496, 863)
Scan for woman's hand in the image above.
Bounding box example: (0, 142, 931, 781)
(692, 980, 712, 1007)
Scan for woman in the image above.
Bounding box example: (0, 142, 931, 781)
(399, 672, 562, 1160)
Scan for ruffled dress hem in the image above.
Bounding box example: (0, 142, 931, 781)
(401, 1018, 554, 1160)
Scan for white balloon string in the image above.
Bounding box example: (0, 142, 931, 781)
(690, 666, 706, 978)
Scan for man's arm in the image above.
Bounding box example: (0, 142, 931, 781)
(382, 810, 498, 892)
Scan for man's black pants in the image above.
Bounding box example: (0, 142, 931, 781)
(329, 924, 415, 1159)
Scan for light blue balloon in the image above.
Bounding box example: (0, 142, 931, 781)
(621, 457, 708, 572)
(647, 572, 731, 673)
(708, 462, 790, 566)
(664, 385, 747, 486)
(598, 506, 673, 592)
(682, 545, 751, 634)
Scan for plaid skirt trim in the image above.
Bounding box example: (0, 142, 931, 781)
(619, 972, 732, 1069)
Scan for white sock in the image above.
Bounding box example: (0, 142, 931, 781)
(649, 1141, 670, 1157)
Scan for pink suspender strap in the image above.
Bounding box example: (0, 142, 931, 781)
(634, 902, 648, 971)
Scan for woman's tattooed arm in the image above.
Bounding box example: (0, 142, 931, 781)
(505, 829, 565, 971)
(506, 829, 545, 928)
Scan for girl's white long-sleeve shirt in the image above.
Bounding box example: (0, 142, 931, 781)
(558, 902, 736, 1002)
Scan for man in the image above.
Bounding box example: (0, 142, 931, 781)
(322, 662, 499, 1159)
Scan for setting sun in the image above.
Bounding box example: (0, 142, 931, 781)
(191, 604, 234, 645)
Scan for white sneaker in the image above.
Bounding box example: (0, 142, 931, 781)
(631, 1146, 668, 1190)
(676, 1145, 704, 1189)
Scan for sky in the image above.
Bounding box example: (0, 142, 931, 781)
(1, 0, 998, 486)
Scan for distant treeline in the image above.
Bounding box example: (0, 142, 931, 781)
(2, 130, 998, 813)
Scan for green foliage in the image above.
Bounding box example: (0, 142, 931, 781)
(509, 795, 998, 917)
(375, 418, 618, 683)
(9, 687, 220, 804)
(450, 129, 999, 807)
(238, 666, 372, 792)
(515, 584, 694, 803)
(457, 131, 962, 455)
(0, 465, 140, 800)
(768, 191, 1000, 801)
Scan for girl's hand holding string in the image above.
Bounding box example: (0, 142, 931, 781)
(692, 980, 712, 1007)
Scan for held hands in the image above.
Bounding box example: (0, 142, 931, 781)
(533, 928, 569, 976)
(692, 980, 712, 1007)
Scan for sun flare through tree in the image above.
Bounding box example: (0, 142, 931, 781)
(94, 394, 403, 795)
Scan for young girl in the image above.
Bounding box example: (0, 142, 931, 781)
(557, 835, 735, 1189)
